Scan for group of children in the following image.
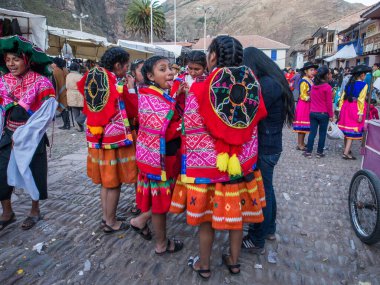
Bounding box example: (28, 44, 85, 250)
(293, 61, 377, 160)
(79, 35, 267, 279)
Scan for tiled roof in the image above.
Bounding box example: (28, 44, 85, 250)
(192, 34, 290, 50)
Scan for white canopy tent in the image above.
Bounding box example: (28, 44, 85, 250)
(325, 44, 357, 62)
(0, 8, 47, 50)
(156, 45, 183, 58)
(47, 26, 153, 61)
(118, 39, 175, 61)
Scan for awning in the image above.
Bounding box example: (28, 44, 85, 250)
(47, 26, 152, 60)
(157, 45, 183, 58)
(324, 44, 357, 62)
(118, 39, 175, 60)
(0, 8, 47, 50)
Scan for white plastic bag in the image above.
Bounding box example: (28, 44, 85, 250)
(327, 121, 344, 140)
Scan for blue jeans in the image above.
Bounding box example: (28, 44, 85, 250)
(248, 153, 281, 248)
(306, 112, 329, 154)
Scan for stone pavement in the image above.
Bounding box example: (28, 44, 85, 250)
(0, 122, 379, 285)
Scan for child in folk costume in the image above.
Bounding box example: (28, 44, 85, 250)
(135, 56, 184, 254)
(77, 47, 138, 233)
(293, 62, 318, 150)
(0, 35, 57, 230)
(169, 36, 267, 279)
(338, 65, 372, 160)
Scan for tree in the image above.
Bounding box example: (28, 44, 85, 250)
(125, 0, 166, 42)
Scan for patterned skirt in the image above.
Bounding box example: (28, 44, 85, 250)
(293, 100, 311, 133)
(87, 146, 137, 188)
(169, 170, 266, 230)
(338, 101, 366, 140)
(136, 173, 176, 214)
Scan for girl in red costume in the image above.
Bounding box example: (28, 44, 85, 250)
(77, 47, 138, 234)
(135, 56, 184, 254)
(170, 36, 267, 279)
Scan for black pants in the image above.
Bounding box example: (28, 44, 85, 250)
(0, 129, 48, 201)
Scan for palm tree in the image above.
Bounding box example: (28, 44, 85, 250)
(125, 0, 166, 42)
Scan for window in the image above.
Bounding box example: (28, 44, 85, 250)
(271, 50, 277, 61)
(364, 57, 369, 65)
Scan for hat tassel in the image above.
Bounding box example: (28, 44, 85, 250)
(227, 154, 242, 176)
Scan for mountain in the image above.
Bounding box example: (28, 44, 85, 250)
(0, 0, 366, 48)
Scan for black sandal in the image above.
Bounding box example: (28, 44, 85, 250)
(188, 256, 211, 280)
(155, 238, 184, 255)
(103, 222, 130, 234)
(342, 154, 356, 160)
(0, 213, 16, 231)
(100, 216, 127, 228)
(130, 223, 152, 240)
(130, 206, 141, 216)
(222, 254, 241, 275)
(21, 214, 42, 230)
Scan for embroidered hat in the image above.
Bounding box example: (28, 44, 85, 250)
(196, 66, 267, 176)
(0, 35, 52, 76)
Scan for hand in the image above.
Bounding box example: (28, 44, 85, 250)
(177, 82, 188, 95)
(126, 74, 135, 89)
(329, 117, 334, 122)
(358, 115, 363, 123)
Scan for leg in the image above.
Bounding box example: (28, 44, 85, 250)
(248, 154, 280, 248)
(100, 186, 107, 222)
(306, 113, 318, 153)
(317, 115, 329, 154)
(229, 230, 243, 265)
(152, 213, 167, 253)
(104, 186, 123, 229)
(300, 133, 306, 147)
(0, 146, 14, 221)
(130, 211, 152, 236)
(198, 222, 214, 271)
(29, 200, 40, 217)
(344, 139, 353, 157)
(0, 199, 13, 221)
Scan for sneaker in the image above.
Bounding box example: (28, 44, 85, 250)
(316, 153, 325, 158)
(303, 152, 312, 158)
(241, 236, 265, 254)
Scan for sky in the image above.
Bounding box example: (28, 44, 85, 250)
(344, 0, 379, 5)
(157, 0, 379, 4)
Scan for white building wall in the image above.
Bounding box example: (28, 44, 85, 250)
(296, 52, 304, 69)
(261, 49, 287, 69)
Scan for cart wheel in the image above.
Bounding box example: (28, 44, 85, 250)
(349, 170, 380, 245)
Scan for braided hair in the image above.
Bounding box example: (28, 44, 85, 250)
(208, 36, 243, 68)
(100, 47, 130, 72)
(344, 73, 361, 103)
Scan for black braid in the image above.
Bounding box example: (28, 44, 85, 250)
(208, 36, 243, 68)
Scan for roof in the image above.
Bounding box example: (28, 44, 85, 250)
(192, 35, 290, 50)
(362, 2, 380, 19)
(323, 7, 371, 32)
(48, 26, 110, 46)
(154, 41, 193, 48)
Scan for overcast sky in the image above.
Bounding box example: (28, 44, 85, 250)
(157, 0, 379, 5)
(345, 0, 379, 5)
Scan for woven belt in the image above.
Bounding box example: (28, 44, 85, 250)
(5, 119, 27, 132)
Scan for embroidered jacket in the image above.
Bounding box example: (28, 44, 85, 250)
(136, 85, 180, 181)
(299, 77, 313, 101)
(0, 70, 55, 114)
(339, 80, 367, 115)
(180, 87, 260, 184)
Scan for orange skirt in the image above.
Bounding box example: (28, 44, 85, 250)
(169, 170, 266, 230)
(87, 146, 137, 188)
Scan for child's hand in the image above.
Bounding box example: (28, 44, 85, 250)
(126, 74, 135, 89)
(177, 82, 188, 94)
(358, 115, 363, 123)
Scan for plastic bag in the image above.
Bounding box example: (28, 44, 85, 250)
(327, 121, 344, 140)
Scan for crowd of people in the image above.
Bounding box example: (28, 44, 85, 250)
(0, 33, 378, 279)
(286, 62, 379, 160)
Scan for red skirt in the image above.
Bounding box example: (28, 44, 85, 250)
(136, 173, 176, 214)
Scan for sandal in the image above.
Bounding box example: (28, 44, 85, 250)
(130, 206, 141, 216)
(0, 213, 16, 231)
(100, 216, 127, 228)
(103, 222, 130, 234)
(130, 223, 152, 241)
(155, 238, 184, 255)
(188, 255, 211, 280)
(342, 154, 356, 160)
(222, 254, 241, 275)
(296, 145, 306, 151)
(21, 214, 42, 230)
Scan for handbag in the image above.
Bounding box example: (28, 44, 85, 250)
(327, 121, 344, 140)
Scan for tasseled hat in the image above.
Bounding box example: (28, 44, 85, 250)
(196, 66, 267, 177)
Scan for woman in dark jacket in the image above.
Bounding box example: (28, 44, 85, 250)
(242, 47, 294, 253)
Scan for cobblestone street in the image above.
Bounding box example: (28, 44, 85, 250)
(0, 121, 379, 285)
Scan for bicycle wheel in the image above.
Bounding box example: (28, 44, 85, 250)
(349, 170, 380, 245)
